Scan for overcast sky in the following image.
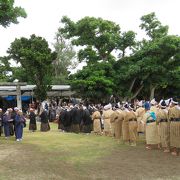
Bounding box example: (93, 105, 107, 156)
(0, 0, 179, 56)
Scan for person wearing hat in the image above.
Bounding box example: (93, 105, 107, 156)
(92, 106, 102, 135)
(110, 105, 124, 141)
(121, 104, 130, 145)
(150, 99, 161, 148)
(102, 104, 114, 136)
(127, 104, 138, 146)
(135, 101, 145, 134)
(29, 108, 37, 132)
(142, 102, 159, 150)
(14, 110, 26, 141)
(156, 100, 170, 153)
(168, 98, 180, 156)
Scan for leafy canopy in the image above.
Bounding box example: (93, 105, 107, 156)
(7, 34, 56, 101)
(0, 0, 27, 27)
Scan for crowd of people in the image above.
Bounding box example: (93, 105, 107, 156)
(0, 107, 26, 141)
(0, 97, 179, 156)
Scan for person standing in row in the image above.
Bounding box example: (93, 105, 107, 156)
(29, 108, 37, 132)
(157, 100, 170, 153)
(122, 104, 130, 145)
(168, 98, 180, 156)
(92, 106, 102, 135)
(102, 104, 114, 136)
(71, 105, 81, 133)
(142, 102, 159, 150)
(3, 109, 11, 139)
(110, 105, 124, 141)
(0, 108, 3, 136)
(128, 104, 138, 146)
(40, 109, 50, 132)
(81, 106, 92, 133)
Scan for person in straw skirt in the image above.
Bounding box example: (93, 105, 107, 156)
(142, 102, 159, 150)
(102, 104, 114, 136)
(156, 100, 170, 153)
(168, 98, 180, 156)
(110, 104, 124, 140)
(92, 106, 102, 135)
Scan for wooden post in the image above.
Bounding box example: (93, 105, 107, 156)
(16, 84, 22, 109)
(0, 82, 27, 109)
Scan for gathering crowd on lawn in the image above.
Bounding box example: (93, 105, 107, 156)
(0, 97, 179, 156)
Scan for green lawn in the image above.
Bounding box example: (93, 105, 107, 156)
(0, 122, 180, 180)
(0, 122, 123, 180)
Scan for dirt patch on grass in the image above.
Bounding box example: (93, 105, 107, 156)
(81, 145, 180, 180)
(0, 144, 82, 180)
(0, 131, 180, 180)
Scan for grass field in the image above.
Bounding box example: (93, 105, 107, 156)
(0, 122, 180, 180)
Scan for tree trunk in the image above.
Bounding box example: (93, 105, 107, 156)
(149, 84, 157, 100)
(129, 84, 144, 101)
(128, 78, 136, 93)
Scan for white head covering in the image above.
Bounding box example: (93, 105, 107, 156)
(0, 108, 2, 111)
(171, 99, 178, 105)
(137, 101, 143, 107)
(165, 98, 171, 106)
(104, 103, 112, 110)
(14, 107, 19, 111)
(150, 98, 157, 105)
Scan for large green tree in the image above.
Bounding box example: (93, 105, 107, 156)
(60, 14, 179, 102)
(70, 61, 115, 103)
(60, 16, 121, 63)
(59, 16, 137, 101)
(113, 35, 180, 101)
(0, 56, 11, 81)
(0, 0, 27, 27)
(7, 34, 56, 101)
(0, 0, 27, 82)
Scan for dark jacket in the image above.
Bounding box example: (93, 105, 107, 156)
(83, 109, 92, 125)
(40, 110, 49, 123)
(71, 108, 81, 125)
(29, 112, 36, 125)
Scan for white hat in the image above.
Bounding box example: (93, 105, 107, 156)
(165, 99, 171, 106)
(159, 99, 163, 105)
(160, 100, 167, 108)
(104, 103, 112, 110)
(150, 98, 157, 105)
(70, 105, 74, 109)
(14, 107, 19, 111)
(0, 108, 2, 111)
(171, 98, 178, 105)
(137, 101, 143, 107)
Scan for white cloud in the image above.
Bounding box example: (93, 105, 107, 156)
(0, 0, 179, 56)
